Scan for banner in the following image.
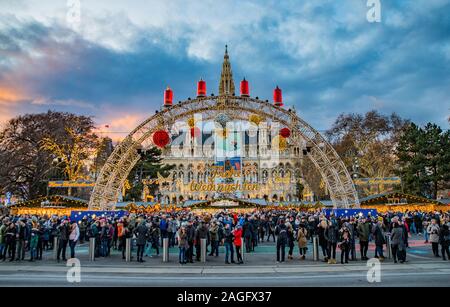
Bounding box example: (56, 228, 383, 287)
(322, 208, 378, 218)
(70, 210, 128, 222)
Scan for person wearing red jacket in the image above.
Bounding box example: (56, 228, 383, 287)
(233, 225, 243, 264)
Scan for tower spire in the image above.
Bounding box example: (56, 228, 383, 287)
(219, 45, 235, 96)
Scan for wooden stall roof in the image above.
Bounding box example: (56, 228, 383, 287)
(360, 192, 444, 206)
(10, 195, 88, 208)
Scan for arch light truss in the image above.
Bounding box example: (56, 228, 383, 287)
(89, 96, 360, 210)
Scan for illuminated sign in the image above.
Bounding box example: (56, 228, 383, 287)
(48, 180, 95, 188)
(353, 177, 401, 186)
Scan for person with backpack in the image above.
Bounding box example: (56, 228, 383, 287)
(275, 218, 287, 263)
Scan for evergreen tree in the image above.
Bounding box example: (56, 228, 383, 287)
(396, 123, 450, 198)
(124, 147, 174, 201)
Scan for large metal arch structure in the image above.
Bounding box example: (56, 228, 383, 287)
(89, 96, 360, 210)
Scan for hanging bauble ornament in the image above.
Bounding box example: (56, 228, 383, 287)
(279, 127, 291, 138)
(187, 117, 195, 128)
(152, 130, 170, 148)
(190, 127, 201, 138)
(249, 114, 262, 126)
(215, 113, 230, 127)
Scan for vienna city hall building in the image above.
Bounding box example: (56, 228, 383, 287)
(150, 48, 314, 205)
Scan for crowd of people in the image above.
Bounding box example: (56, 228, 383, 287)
(0, 209, 449, 265)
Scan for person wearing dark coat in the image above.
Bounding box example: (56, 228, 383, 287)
(15, 219, 29, 261)
(286, 222, 295, 260)
(357, 218, 371, 260)
(2, 221, 16, 261)
(243, 218, 253, 253)
(373, 218, 386, 260)
(267, 218, 276, 242)
(57, 220, 70, 262)
(275, 219, 287, 262)
(251, 218, 259, 250)
(391, 222, 406, 263)
(134, 220, 149, 262)
(347, 218, 357, 260)
(186, 221, 196, 263)
(438, 224, 450, 261)
(149, 222, 161, 256)
(195, 221, 208, 261)
(325, 218, 339, 264)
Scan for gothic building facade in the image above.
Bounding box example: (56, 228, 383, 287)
(153, 47, 313, 204)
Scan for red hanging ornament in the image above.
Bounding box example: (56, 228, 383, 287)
(240, 78, 249, 97)
(273, 86, 283, 106)
(164, 86, 173, 107)
(152, 130, 170, 148)
(190, 127, 201, 138)
(197, 78, 206, 97)
(279, 127, 291, 138)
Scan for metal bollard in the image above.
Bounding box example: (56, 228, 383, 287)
(385, 234, 391, 259)
(241, 237, 245, 262)
(53, 237, 59, 260)
(163, 237, 169, 262)
(125, 238, 132, 262)
(200, 238, 207, 263)
(88, 237, 95, 261)
(312, 235, 319, 261)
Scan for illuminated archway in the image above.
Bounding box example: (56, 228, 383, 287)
(89, 96, 359, 210)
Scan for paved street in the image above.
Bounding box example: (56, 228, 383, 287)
(0, 235, 449, 286)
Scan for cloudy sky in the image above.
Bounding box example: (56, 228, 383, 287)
(0, 0, 449, 140)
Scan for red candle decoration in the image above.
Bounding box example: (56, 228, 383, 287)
(240, 78, 249, 97)
(197, 78, 206, 97)
(190, 127, 201, 138)
(164, 86, 173, 107)
(152, 130, 170, 148)
(279, 127, 291, 138)
(273, 86, 283, 106)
